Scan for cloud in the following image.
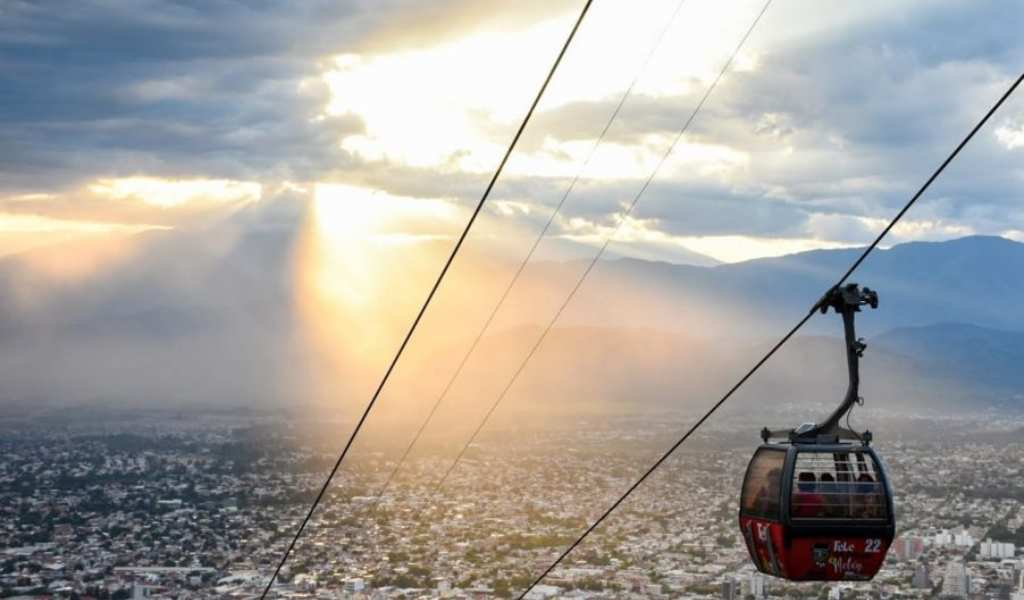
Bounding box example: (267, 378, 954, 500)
(1, 0, 1022, 263)
(0, 0, 581, 195)
(0, 177, 263, 227)
(996, 117, 1024, 150)
(514, 0, 1024, 255)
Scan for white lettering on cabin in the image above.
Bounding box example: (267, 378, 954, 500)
(833, 540, 855, 553)
(828, 556, 863, 573)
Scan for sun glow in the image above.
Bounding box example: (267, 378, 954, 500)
(320, 0, 765, 174)
(313, 183, 390, 243)
(312, 183, 458, 243)
(305, 182, 459, 309)
(0, 212, 154, 259)
(89, 177, 261, 208)
(292, 184, 464, 400)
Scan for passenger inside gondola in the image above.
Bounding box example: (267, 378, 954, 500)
(793, 472, 826, 517)
(818, 472, 838, 517)
(753, 468, 782, 516)
(856, 473, 880, 518)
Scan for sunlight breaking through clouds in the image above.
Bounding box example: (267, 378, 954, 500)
(320, 0, 765, 175)
(1, 0, 1021, 265)
(89, 177, 262, 208)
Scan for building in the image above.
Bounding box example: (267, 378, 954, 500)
(981, 539, 1017, 560)
(741, 573, 766, 600)
(934, 529, 976, 548)
(722, 577, 739, 600)
(954, 530, 975, 548)
(437, 578, 452, 595)
(942, 561, 970, 599)
(912, 563, 931, 589)
(1012, 570, 1024, 600)
(895, 536, 926, 561)
(524, 584, 561, 599)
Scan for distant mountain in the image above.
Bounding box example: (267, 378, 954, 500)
(876, 322, 1024, 395)
(0, 220, 1019, 416)
(549, 235, 1024, 336)
(601, 243, 722, 268)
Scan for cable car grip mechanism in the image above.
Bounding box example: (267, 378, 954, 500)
(760, 283, 878, 445)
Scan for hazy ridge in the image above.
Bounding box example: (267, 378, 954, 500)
(0, 217, 1020, 423)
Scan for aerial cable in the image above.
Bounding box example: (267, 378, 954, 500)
(256, 1, 595, 596)
(429, 0, 775, 500)
(516, 70, 1024, 600)
(367, 0, 693, 514)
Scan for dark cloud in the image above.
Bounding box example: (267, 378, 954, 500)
(0, 0, 577, 194)
(0, 2, 356, 192)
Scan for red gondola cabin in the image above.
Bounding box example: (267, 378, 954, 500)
(739, 443, 895, 580)
(738, 284, 896, 581)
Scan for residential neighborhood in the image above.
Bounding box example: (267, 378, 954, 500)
(2, 408, 1022, 599)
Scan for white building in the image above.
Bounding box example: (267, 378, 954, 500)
(954, 530, 975, 548)
(342, 577, 365, 593)
(980, 539, 1016, 560)
(741, 573, 766, 599)
(934, 529, 975, 548)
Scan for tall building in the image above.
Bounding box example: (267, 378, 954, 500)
(942, 561, 969, 599)
(722, 577, 739, 600)
(912, 563, 931, 589)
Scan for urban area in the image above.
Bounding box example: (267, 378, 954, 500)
(2, 406, 1023, 600)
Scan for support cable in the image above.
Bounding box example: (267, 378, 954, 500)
(516, 70, 1024, 600)
(367, 0, 692, 514)
(430, 0, 774, 497)
(256, 1, 595, 596)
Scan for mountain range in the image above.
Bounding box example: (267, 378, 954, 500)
(0, 207, 1021, 424)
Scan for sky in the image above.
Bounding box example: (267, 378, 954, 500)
(1, 0, 1022, 264)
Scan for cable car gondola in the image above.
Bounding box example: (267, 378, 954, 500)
(739, 283, 895, 581)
